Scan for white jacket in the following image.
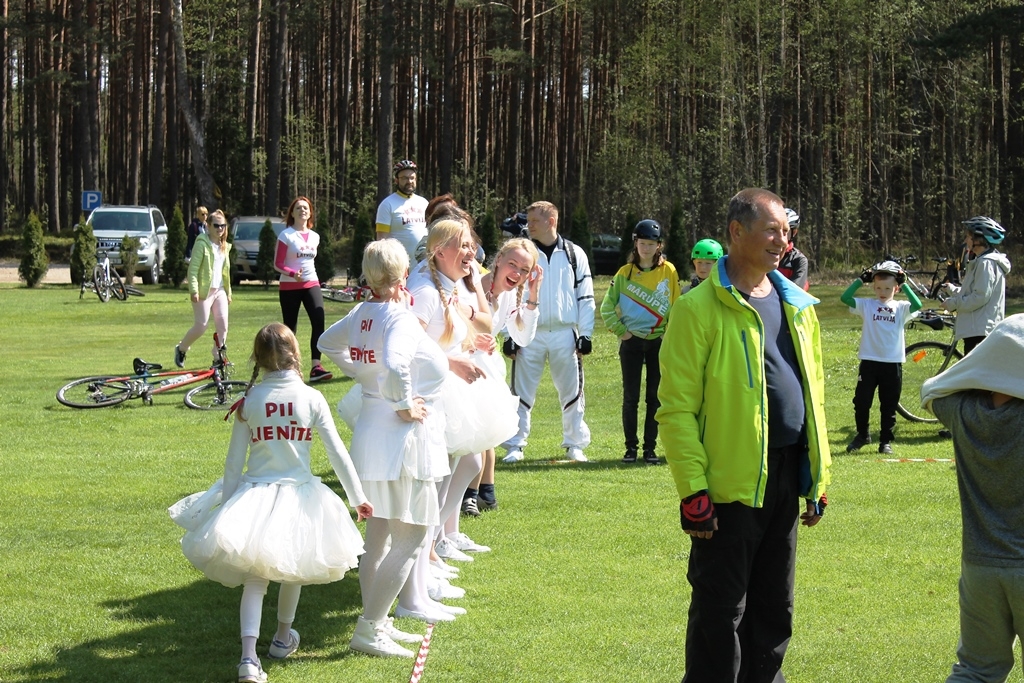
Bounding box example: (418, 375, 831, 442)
(922, 314, 1024, 408)
(222, 370, 367, 506)
(535, 236, 595, 336)
(945, 250, 1012, 340)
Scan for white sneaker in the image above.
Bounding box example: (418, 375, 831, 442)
(349, 616, 415, 657)
(267, 628, 300, 659)
(430, 600, 467, 616)
(238, 658, 268, 683)
(429, 563, 458, 581)
(566, 447, 588, 462)
(502, 447, 524, 463)
(446, 531, 491, 553)
(431, 557, 459, 575)
(435, 538, 474, 562)
(380, 616, 423, 644)
(394, 604, 457, 623)
(428, 577, 466, 601)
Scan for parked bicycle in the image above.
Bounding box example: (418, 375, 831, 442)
(57, 336, 246, 410)
(895, 306, 962, 424)
(80, 249, 145, 302)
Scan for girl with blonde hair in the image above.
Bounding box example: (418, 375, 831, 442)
(169, 323, 371, 682)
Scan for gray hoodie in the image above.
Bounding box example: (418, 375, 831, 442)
(944, 249, 1012, 340)
(932, 392, 1024, 567)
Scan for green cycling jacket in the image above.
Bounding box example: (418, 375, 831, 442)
(656, 257, 831, 506)
(187, 233, 233, 300)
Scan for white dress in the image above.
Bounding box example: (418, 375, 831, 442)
(168, 371, 368, 588)
(319, 301, 449, 525)
(407, 263, 519, 457)
(473, 286, 540, 382)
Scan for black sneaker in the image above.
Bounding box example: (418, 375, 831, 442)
(477, 490, 498, 510)
(938, 429, 952, 439)
(846, 433, 871, 452)
(878, 443, 894, 455)
(643, 450, 660, 465)
(174, 345, 186, 368)
(622, 449, 638, 463)
(309, 364, 333, 383)
(461, 496, 480, 517)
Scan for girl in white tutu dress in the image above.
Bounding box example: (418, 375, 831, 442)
(169, 323, 372, 683)
(406, 220, 519, 572)
(466, 237, 542, 511)
(318, 238, 452, 655)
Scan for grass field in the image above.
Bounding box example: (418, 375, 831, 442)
(1, 277, 1022, 683)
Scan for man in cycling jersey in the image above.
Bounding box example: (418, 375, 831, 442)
(375, 159, 429, 263)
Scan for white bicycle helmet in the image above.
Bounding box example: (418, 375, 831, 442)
(784, 208, 800, 229)
(962, 216, 1006, 245)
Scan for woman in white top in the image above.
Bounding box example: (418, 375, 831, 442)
(406, 219, 519, 566)
(466, 237, 542, 512)
(318, 238, 450, 656)
(174, 209, 232, 368)
(169, 323, 372, 683)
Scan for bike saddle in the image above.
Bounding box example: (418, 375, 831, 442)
(918, 312, 946, 331)
(133, 358, 164, 374)
(931, 256, 948, 263)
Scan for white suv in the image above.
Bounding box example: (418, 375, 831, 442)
(86, 205, 168, 284)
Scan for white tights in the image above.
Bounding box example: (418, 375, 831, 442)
(239, 578, 301, 660)
(360, 517, 429, 622)
(436, 452, 482, 541)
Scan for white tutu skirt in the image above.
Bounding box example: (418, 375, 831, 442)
(441, 369, 519, 457)
(168, 477, 364, 588)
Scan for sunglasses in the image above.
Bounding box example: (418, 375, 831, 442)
(212, 223, 227, 229)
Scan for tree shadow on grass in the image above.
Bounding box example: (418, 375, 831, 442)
(14, 576, 364, 682)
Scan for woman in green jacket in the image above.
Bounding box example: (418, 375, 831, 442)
(175, 210, 233, 367)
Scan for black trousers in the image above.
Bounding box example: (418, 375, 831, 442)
(852, 359, 902, 444)
(683, 446, 800, 683)
(962, 336, 984, 355)
(619, 335, 662, 453)
(279, 286, 325, 361)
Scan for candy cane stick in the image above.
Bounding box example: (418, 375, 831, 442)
(408, 622, 435, 683)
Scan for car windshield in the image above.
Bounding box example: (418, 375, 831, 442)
(92, 211, 151, 233)
(234, 221, 285, 241)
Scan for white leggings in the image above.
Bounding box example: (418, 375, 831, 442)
(179, 286, 229, 355)
(436, 452, 482, 541)
(360, 517, 429, 622)
(240, 579, 301, 639)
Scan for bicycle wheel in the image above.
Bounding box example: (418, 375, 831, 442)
(110, 269, 128, 301)
(184, 380, 249, 410)
(124, 284, 146, 297)
(897, 341, 963, 422)
(57, 376, 133, 408)
(92, 264, 110, 302)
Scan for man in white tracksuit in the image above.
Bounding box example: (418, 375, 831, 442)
(502, 201, 595, 463)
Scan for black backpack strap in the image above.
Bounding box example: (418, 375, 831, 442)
(560, 236, 581, 286)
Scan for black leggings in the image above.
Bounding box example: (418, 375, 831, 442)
(279, 286, 325, 361)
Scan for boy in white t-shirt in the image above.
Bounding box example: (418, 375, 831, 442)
(841, 260, 923, 454)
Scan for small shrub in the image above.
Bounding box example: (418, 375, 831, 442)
(70, 217, 97, 286)
(478, 211, 499, 264)
(18, 211, 49, 287)
(570, 202, 594, 267)
(162, 205, 188, 287)
(256, 219, 278, 287)
(314, 213, 337, 285)
(349, 206, 374, 281)
(121, 234, 140, 284)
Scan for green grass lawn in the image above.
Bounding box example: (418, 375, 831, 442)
(1, 278, 1022, 682)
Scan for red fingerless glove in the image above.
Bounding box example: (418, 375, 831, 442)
(680, 491, 717, 532)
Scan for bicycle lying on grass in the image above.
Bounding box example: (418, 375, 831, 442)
(322, 278, 372, 304)
(79, 249, 145, 302)
(57, 335, 247, 410)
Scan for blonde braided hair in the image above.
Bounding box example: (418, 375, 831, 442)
(426, 219, 475, 350)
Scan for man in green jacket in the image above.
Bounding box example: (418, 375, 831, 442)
(657, 188, 831, 682)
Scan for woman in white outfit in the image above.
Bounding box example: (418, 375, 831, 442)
(406, 220, 519, 567)
(318, 239, 450, 655)
(464, 238, 542, 512)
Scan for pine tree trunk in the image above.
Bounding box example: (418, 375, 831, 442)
(264, 0, 287, 214)
(377, 0, 394, 203)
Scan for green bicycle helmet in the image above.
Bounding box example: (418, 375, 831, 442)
(691, 238, 724, 260)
